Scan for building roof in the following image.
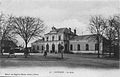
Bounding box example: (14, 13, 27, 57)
(70, 34, 97, 41)
(70, 34, 108, 42)
(45, 27, 75, 35)
(33, 39, 44, 43)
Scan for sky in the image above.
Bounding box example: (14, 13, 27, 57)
(0, 0, 119, 46)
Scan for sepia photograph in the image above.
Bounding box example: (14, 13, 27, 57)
(0, 0, 120, 77)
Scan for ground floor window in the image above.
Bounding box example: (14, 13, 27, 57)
(58, 43, 61, 53)
(46, 44, 49, 52)
(77, 44, 80, 51)
(70, 44, 73, 51)
(95, 43, 98, 50)
(33, 45, 35, 50)
(52, 44, 55, 53)
(37, 46, 39, 50)
(42, 45, 44, 50)
(86, 44, 89, 51)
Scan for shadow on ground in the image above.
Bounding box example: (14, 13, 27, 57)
(0, 54, 119, 69)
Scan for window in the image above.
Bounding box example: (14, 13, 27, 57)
(42, 45, 44, 50)
(37, 46, 39, 50)
(52, 44, 55, 52)
(95, 44, 98, 50)
(58, 35, 61, 40)
(77, 44, 80, 51)
(52, 36, 54, 41)
(46, 44, 49, 52)
(46, 37, 48, 41)
(86, 44, 89, 51)
(70, 44, 73, 50)
(43, 37, 44, 41)
(33, 45, 35, 50)
(58, 44, 61, 52)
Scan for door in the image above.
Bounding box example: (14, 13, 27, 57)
(46, 44, 49, 52)
(52, 44, 55, 53)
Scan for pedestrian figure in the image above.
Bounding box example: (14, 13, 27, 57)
(44, 51, 47, 57)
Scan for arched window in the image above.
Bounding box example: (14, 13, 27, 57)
(52, 36, 54, 41)
(86, 44, 89, 51)
(46, 37, 49, 41)
(77, 44, 80, 51)
(37, 46, 39, 50)
(58, 35, 61, 40)
(43, 37, 44, 41)
(52, 44, 55, 53)
(70, 44, 73, 50)
(58, 43, 61, 53)
(95, 44, 98, 50)
(46, 44, 49, 52)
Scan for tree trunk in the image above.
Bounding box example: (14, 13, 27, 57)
(0, 39, 3, 55)
(118, 28, 120, 59)
(109, 41, 112, 58)
(97, 35, 100, 58)
(61, 50, 63, 59)
(25, 41, 28, 58)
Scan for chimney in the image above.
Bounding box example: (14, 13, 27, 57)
(74, 29, 76, 35)
(52, 26, 56, 30)
(69, 28, 71, 31)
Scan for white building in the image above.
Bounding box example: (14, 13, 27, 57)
(31, 26, 108, 54)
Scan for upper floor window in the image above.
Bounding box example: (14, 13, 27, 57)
(86, 44, 89, 51)
(52, 36, 54, 41)
(43, 37, 44, 41)
(77, 44, 80, 51)
(46, 37, 49, 41)
(70, 44, 73, 51)
(58, 35, 61, 40)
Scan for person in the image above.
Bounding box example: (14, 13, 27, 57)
(44, 50, 47, 57)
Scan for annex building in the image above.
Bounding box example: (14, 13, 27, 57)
(31, 26, 108, 54)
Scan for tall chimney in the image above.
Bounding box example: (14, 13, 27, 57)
(74, 29, 76, 35)
(69, 28, 71, 31)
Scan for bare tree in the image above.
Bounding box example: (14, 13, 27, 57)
(111, 15, 120, 58)
(105, 17, 117, 57)
(0, 13, 15, 55)
(10, 16, 45, 58)
(89, 15, 106, 58)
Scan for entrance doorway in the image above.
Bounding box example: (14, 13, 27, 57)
(52, 44, 55, 53)
(58, 43, 61, 53)
(65, 44, 68, 53)
(46, 44, 49, 52)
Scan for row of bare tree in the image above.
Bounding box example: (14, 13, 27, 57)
(0, 13, 45, 57)
(0, 12, 119, 58)
(89, 15, 120, 58)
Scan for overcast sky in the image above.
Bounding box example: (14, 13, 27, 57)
(0, 0, 119, 46)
